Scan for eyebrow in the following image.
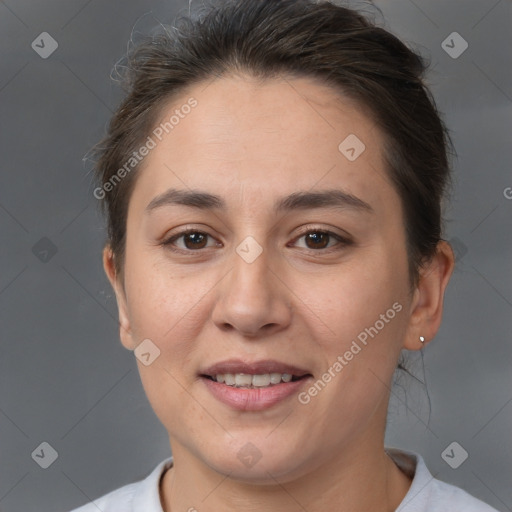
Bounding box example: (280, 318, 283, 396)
(145, 188, 374, 214)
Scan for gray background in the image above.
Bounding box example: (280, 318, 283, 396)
(0, 0, 510, 511)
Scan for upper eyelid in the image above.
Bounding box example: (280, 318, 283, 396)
(166, 223, 347, 237)
(292, 224, 349, 239)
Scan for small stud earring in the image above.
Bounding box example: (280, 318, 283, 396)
(419, 336, 425, 343)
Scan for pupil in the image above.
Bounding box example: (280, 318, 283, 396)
(307, 232, 328, 249)
(185, 233, 207, 249)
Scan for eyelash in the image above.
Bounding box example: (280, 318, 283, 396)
(161, 227, 352, 255)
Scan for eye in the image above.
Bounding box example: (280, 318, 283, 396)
(291, 229, 349, 251)
(163, 230, 219, 251)
(162, 228, 350, 254)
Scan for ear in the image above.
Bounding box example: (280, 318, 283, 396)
(103, 245, 136, 351)
(403, 241, 455, 350)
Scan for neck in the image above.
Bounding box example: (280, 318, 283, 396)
(160, 437, 412, 512)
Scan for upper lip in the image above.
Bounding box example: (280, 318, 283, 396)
(201, 359, 311, 377)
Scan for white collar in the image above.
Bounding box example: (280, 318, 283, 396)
(133, 448, 430, 511)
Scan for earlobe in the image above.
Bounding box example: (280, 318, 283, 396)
(102, 246, 135, 350)
(403, 241, 455, 351)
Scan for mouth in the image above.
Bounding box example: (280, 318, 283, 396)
(199, 359, 313, 411)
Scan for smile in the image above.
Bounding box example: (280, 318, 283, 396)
(200, 360, 313, 411)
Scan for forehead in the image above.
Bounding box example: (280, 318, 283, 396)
(130, 75, 395, 213)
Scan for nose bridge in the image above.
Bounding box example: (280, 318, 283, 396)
(211, 236, 292, 335)
(232, 237, 272, 298)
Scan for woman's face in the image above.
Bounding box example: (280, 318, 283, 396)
(107, 75, 426, 482)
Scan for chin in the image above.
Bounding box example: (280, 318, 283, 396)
(198, 438, 309, 484)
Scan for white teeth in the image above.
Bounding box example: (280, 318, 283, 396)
(224, 374, 236, 385)
(270, 372, 282, 384)
(212, 373, 297, 388)
(252, 374, 271, 387)
(235, 374, 253, 387)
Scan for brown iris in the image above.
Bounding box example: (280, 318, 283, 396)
(183, 232, 208, 249)
(304, 232, 330, 249)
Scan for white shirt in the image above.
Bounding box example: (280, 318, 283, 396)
(70, 448, 499, 511)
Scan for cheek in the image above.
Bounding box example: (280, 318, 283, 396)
(124, 251, 211, 344)
(124, 260, 217, 431)
(292, 245, 410, 407)
(299, 248, 408, 346)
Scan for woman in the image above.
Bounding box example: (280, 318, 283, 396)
(73, 0, 498, 510)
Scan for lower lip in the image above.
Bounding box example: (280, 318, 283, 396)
(202, 377, 310, 411)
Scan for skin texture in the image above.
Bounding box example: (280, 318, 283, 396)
(103, 75, 454, 511)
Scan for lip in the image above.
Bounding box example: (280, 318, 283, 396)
(200, 359, 312, 412)
(200, 359, 311, 377)
(202, 377, 311, 411)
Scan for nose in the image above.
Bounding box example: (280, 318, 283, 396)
(211, 245, 293, 337)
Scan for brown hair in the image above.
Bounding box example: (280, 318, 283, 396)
(92, 0, 455, 285)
